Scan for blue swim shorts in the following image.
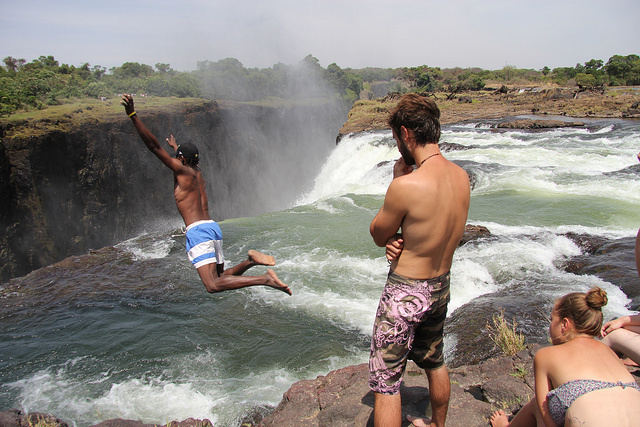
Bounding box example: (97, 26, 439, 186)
(185, 220, 225, 268)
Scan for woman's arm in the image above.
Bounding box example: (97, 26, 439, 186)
(534, 349, 560, 427)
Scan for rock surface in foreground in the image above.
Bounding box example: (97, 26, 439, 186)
(261, 346, 540, 426)
(261, 344, 640, 427)
(3, 347, 638, 426)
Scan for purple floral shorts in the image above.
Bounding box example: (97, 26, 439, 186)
(369, 270, 450, 395)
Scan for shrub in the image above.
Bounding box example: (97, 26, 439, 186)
(487, 309, 526, 356)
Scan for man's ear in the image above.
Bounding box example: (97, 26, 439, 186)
(400, 126, 414, 144)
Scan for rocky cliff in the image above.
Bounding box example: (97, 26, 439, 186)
(0, 99, 346, 282)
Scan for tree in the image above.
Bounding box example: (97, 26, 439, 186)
(605, 54, 640, 85)
(502, 65, 516, 81)
(111, 62, 154, 79)
(584, 59, 603, 72)
(576, 72, 597, 88)
(155, 63, 173, 74)
(91, 65, 106, 80)
(3, 56, 26, 73)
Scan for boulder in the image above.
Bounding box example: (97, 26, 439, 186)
(460, 224, 492, 246)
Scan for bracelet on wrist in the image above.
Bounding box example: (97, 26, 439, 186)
(128, 111, 136, 117)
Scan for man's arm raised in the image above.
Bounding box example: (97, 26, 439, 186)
(121, 94, 183, 173)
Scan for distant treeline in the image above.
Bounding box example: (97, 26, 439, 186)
(1, 53, 639, 116)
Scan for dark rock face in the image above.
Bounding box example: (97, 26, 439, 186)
(0, 409, 213, 427)
(495, 119, 585, 129)
(0, 102, 345, 282)
(561, 233, 639, 310)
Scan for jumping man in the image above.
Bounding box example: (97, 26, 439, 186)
(121, 94, 291, 295)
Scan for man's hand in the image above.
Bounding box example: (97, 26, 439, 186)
(393, 157, 414, 179)
(385, 234, 404, 262)
(121, 94, 135, 116)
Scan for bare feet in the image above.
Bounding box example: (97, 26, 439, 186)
(490, 409, 509, 427)
(265, 269, 292, 295)
(248, 249, 276, 266)
(407, 415, 431, 427)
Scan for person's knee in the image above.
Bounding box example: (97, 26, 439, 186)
(424, 365, 450, 398)
(202, 277, 223, 293)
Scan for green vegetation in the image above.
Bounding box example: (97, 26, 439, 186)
(510, 364, 529, 380)
(1, 53, 639, 117)
(0, 54, 363, 116)
(487, 310, 526, 356)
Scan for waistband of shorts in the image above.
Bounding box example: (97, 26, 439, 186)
(387, 269, 450, 286)
(186, 219, 216, 232)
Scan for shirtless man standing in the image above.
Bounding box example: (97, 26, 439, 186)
(368, 94, 470, 427)
(121, 94, 291, 295)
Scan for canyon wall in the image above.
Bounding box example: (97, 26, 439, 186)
(0, 100, 346, 282)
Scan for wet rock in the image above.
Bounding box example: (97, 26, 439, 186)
(560, 234, 639, 309)
(91, 420, 158, 427)
(460, 224, 492, 246)
(0, 412, 213, 427)
(0, 410, 68, 427)
(495, 119, 585, 129)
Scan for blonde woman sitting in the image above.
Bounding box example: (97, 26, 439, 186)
(490, 287, 640, 426)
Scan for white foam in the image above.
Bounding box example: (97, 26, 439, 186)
(116, 232, 177, 260)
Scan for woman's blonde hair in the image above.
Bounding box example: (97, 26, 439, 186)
(555, 287, 608, 336)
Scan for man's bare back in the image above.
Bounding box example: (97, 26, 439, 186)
(387, 156, 469, 279)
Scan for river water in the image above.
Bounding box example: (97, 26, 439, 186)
(1, 117, 639, 426)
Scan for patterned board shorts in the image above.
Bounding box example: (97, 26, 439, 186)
(369, 270, 450, 395)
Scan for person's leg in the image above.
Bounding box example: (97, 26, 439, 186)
(374, 392, 402, 427)
(369, 274, 413, 426)
(221, 250, 275, 276)
(196, 264, 291, 295)
(406, 274, 451, 427)
(425, 365, 450, 427)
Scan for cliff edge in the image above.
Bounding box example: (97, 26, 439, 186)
(339, 85, 640, 135)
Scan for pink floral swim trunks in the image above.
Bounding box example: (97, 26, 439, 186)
(369, 270, 450, 395)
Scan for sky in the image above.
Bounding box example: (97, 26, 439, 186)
(1, 0, 639, 73)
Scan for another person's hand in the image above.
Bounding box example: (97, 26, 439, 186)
(121, 94, 135, 116)
(385, 234, 404, 261)
(393, 157, 414, 179)
(602, 316, 628, 337)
